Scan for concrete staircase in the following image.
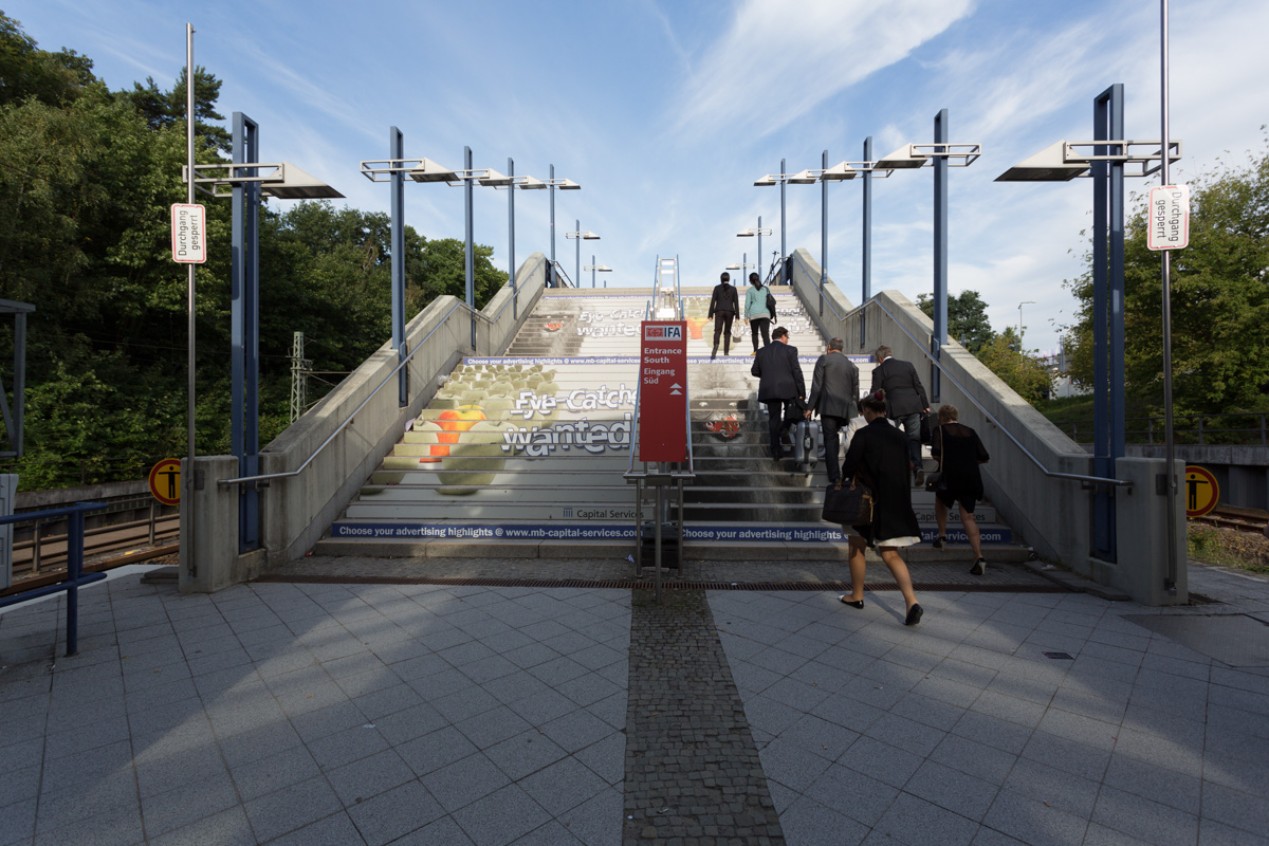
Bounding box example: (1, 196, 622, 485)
(322, 287, 1016, 558)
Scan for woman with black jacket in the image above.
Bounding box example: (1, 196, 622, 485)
(836, 389, 924, 626)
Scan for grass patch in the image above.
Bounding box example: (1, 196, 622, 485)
(1188, 524, 1269, 574)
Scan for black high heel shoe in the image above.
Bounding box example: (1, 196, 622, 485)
(904, 604, 924, 626)
(838, 595, 865, 609)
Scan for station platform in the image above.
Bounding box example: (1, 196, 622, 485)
(2, 555, 1266, 845)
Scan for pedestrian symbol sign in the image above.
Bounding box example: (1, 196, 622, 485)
(148, 458, 182, 506)
(1183, 464, 1219, 518)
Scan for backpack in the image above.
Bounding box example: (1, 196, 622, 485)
(765, 289, 777, 319)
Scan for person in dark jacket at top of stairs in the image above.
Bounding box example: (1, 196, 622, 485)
(708, 271, 740, 360)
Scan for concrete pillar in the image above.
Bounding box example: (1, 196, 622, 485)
(1113, 456, 1187, 606)
(180, 455, 265, 593)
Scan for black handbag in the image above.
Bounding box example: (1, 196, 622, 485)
(924, 471, 943, 492)
(919, 412, 934, 445)
(783, 397, 808, 425)
(822, 478, 874, 525)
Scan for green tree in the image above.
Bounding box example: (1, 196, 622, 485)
(976, 329, 1053, 403)
(123, 65, 230, 152)
(0, 11, 97, 106)
(916, 290, 995, 353)
(1064, 134, 1269, 415)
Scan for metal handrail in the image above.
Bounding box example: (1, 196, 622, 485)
(1, 501, 107, 656)
(220, 299, 470, 486)
(863, 297, 1130, 488)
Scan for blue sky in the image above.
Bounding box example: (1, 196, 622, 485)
(8, 0, 1268, 355)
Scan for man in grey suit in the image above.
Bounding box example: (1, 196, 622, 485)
(804, 337, 859, 484)
(751, 326, 805, 460)
(870, 344, 930, 485)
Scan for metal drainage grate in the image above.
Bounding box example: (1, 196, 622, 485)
(1043, 651, 1075, 660)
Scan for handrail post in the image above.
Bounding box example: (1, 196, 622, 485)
(65, 507, 86, 656)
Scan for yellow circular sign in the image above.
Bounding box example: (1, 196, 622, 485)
(1184, 464, 1219, 518)
(148, 458, 182, 506)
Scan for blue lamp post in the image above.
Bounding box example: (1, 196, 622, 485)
(996, 86, 1179, 563)
(190, 113, 343, 553)
(877, 111, 981, 401)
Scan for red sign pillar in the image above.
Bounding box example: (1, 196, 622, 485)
(638, 321, 688, 462)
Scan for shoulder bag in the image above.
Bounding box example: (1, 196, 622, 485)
(822, 477, 874, 525)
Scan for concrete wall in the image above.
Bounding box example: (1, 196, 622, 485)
(180, 254, 548, 593)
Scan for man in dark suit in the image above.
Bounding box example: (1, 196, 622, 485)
(707, 271, 739, 360)
(869, 344, 930, 485)
(805, 337, 859, 483)
(751, 326, 805, 460)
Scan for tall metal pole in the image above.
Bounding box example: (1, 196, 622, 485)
(464, 146, 475, 349)
(819, 149, 828, 316)
(861, 136, 872, 350)
(230, 112, 260, 552)
(932, 109, 948, 402)
(508, 157, 518, 319)
(1092, 84, 1126, 562)
(390, 127, 407, 405)
(757, 215, 764, 283)
(771, 160, 781, 286)
(591, 254, 596, 288)
(184, 22, 198, 578)
(549, 163, 557, 287)
(1159, 0, 1179, 590)
(575, 219, 582, 288)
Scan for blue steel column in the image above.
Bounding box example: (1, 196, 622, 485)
(931, 109, 949, 402)
(757, 215, 763, 282)
(549, 164, 557, 288)
(464, 146, 475, 349)
(390, 127, 407, 405)
(771, 160, 781, 286)
(575, 219, 582, 288)
(1091, 84, 1125, 561)
(230, 112, 260, 552)
(508, 157, 518, 319)
(861, 136, 873, 350)
(819, 149, 828, 316)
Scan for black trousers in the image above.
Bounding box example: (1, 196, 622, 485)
(764, 399, 794, 457)
(711, 313, 735, 355)
(819, 414, 849, 482)
(749, 317, 770, 351)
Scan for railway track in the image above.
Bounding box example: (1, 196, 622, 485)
(3, 510, 180, 596)
(1191, 505, 1269, 534)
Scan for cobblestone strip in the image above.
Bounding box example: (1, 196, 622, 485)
(622, 589, 785, 845)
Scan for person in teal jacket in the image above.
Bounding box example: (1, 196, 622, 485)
(743, 272, 774, 354)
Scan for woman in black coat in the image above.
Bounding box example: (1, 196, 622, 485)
(837, 389, 924, 625)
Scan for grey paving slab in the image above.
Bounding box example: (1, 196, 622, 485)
(3, 558, 1269, 844)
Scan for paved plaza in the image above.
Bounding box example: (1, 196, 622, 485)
(1, 557, 1267, 845)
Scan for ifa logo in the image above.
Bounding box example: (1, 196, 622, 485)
(644, 324, 683, 340)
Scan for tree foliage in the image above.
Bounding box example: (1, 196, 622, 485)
(1063, 134, 1269, 416)
(975, 329, 1053, 403)
(0, 14, 507, 488)
(916, 290, 995, 353)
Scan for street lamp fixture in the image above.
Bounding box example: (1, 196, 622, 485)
(187, 161, 344, 199)
(756, 155, 880, 308)
(582, 256, 613, 288)
(883, 110, 982, 400)
(194, 112, 343, 554)
(565, 222, 600, 288)
(993, 84, 1183, 570)
(545, 166, 582, 287)
(361, 148, 511, 348)
(1017, 301, 1036, 346)
(736, 217, 773, 283)
(995, 140, 1180, 182)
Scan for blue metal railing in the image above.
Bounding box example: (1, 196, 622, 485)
(1, 501, 108, 656)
